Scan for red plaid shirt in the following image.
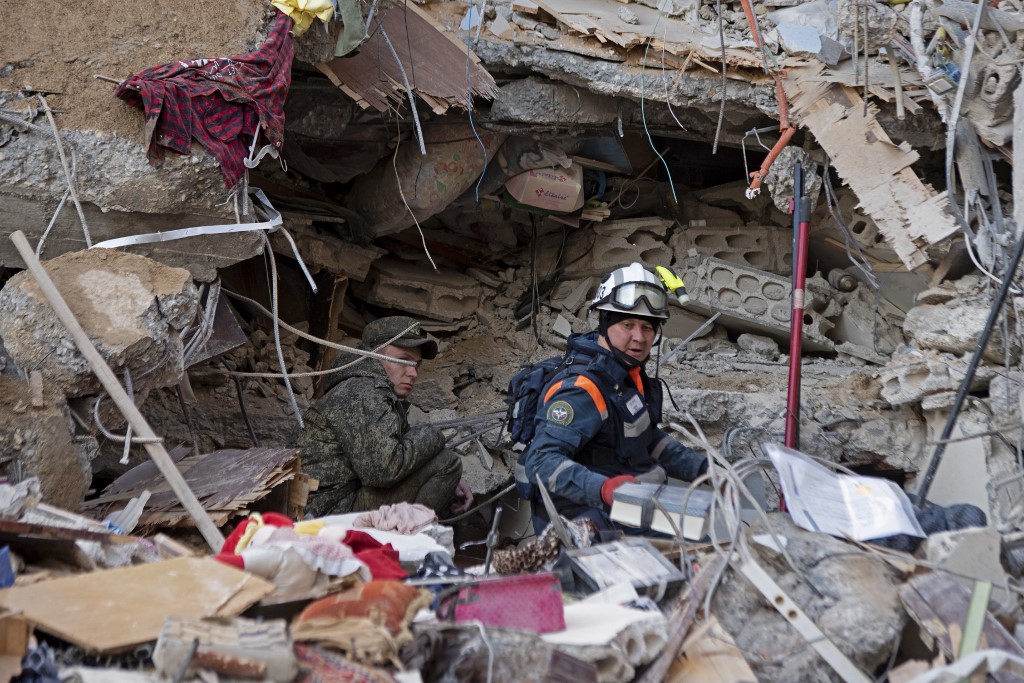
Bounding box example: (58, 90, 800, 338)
(116, 11, 294, 188)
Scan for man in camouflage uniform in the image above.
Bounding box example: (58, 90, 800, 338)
(297, 316, 472, 517)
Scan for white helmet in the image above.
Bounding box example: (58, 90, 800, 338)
(590, 262, 670, 320)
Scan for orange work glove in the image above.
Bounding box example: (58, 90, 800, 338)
(601, 475, 639, 507)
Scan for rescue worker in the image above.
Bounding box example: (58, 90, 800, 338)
(296, 316, 473, 517)
(518, 263, 708, 533)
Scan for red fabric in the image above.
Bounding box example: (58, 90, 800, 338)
(217, 512, 295, 563)
(342, 530, 384, 553)
(221, 518, 254, 556)
(343, 530, 407, 580)
(261, 512, 295, 528)
(601, 474, 639, 507)
(115, 11, 294, 187)
(215, 553, 246, 570)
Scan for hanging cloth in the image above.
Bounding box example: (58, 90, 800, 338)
(115, 11, 295, 188)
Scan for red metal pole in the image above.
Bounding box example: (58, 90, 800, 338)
(784, 194, 811, 449)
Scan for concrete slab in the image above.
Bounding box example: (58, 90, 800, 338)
(924, 526, 1010, 603)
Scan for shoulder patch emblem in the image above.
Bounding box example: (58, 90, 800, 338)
(547, 400, 574, 425)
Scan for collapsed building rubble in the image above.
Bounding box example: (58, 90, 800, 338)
(1, 0, 1024, 677)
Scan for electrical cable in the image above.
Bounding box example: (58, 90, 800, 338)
(37, 95, 92, 247)
(712, 0, 728, 154)
(36, 189, 69, 258)
(639, 8, 679, 204)
(376, 24, 426, 156)
(391, 116, 438, 270)
(465, 5, 489, 205)
(222, 290, 419, 366)
(224, 359, 260, 447)
(661, 38, 688, 133)
(261, 232, 304, 429)
(439, 483, 515, 524)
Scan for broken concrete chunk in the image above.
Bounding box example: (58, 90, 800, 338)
(829, 284, 904, 355)
(408, 375, 459, 411)
(737, 333, 780, 360)
(914, 284, 958, 306)
(0, 249, 198, 399)
(552, 220, 674, 280)
(762, 146, 823, 214)
(617, 6, 640, 24)
(357, 258, 483, 323)
(679, 257, 834, 352)
(538, 24, 562, 40)
(879, 348, 993, 406)
(492, 78, 619, 127)
(670, 224, 792, 275)
(904, 293, 1018, 363)
(712, 514, 907, 682)
(923, 527, 1010, 604)
(511, 10, 539, 30)
(816, 35, 846, 64)
(553, 278, 594, 314)
(0, 377, 87, 511)
(775, 22, 822, 56)
(552, 314, 573, 339)
(490, 14, 513, 37)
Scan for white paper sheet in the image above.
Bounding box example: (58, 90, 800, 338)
(765, 443, 925, 541)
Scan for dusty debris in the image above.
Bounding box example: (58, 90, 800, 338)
(1, 0, 1024, 677)
(0, 249, 197, 399)
(782, 64, 959, 270)
(0, 557, 274, 653)
(82, 446, 309, 531)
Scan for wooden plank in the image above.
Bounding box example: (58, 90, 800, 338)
(667, 615, 756, 683)
(406, 2, 482, 65)
(899, 571, 1024, 683)
(307, 273, 348, 398)
(321, 2, 496, 115)
(0, 557, 274, 653)
(533, 0, 763, 67)
(0, 519, 137, 546)
(82, 448, 300, 529)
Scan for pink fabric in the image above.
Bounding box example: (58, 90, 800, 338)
(444, 573, 565, 634)
(353, 503, 438, 535)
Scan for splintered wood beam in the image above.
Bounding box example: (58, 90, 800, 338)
(782, 64, 959, 271)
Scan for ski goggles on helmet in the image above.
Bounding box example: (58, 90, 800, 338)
(599, 281, 669, 316)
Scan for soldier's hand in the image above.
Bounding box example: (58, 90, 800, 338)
(452, 480, 474, 514)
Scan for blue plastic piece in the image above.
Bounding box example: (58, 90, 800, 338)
(0, 546, 14, 588)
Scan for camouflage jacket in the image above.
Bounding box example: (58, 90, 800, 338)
(296, 352, 446, 517)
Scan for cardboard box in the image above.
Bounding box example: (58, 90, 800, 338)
(504, 165, 584, 213)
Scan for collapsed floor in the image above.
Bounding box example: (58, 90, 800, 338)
(2, 0, 1024, 679)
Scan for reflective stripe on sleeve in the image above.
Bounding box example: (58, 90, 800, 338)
(573, 376, 608, 419)
(543, 380, 564, 403)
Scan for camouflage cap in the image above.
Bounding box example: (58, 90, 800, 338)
(360, 316, 438, 360)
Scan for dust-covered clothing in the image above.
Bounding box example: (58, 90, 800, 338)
(518, 332, 707, 529)
(296, 352, 461, 517)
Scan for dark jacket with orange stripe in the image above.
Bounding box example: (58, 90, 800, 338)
(519, 332, 707, 518)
